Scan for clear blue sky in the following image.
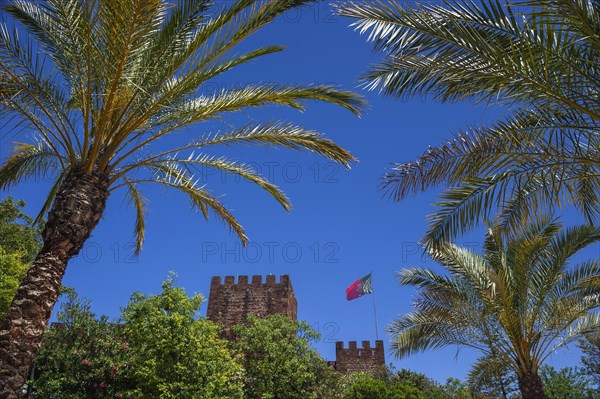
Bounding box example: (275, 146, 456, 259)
(1, 1, 596, 384)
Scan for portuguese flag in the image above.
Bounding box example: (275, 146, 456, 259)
(346, 273, 373, 301)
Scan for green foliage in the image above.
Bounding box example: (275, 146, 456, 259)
(540, 365, 597, 399)
(392, 368, 446, 399)
(579, 332, 600, 386)
(0, 197, 42, 263)
(232, 314, 329, 399)
(0, 248, 28, 323)
(332, 372, 376, 399)
(388, 382, 424, 399)
(347, 379, 389, 399)
(341, 372, 426, 399)
(443, 378, 472, 399)
(121, 274, 243, 399)
(0, 197, 42, 321)
(337, 0, 600, 246)
(34, 290, 134, 399)
(33, 276, 243, 399)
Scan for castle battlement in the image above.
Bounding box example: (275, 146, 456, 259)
(206, 274, 297, 339)
(334, 340, 385, 373)
(210, 274, 293, 288)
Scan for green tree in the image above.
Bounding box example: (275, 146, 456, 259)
(388, 382, 424, 399)
(0, 197, 42, 322)
(120, 274, 243, 399)
(442, 378, 471, 399)
(337, 0, 600, 247)
(33, 277, 244, 399)
(334, 372, 378, 399)
(579, 332, 600, 387)
(388, 217, 600, 399)
(232, 314, 330, 399)
(0, 0, 364, 393)
(392, 369, 446, 399)
(342, 374, 425, 399)
(0, 197, 43, 263)
(347, 379, 389, 399)
(33, 288, 134, 399)
(0, 249, 28, 325)
(540, 365, 596, 399)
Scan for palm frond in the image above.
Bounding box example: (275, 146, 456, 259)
(152, 84, 364, 126)
(156, 155, 291, 210)
(389, 311, 489, 358)
(382, 109, 599, 201)
(134, 162, 248, 244)
(2, 0, 92, 94)
(116, 154, 291, 210)
(0, 140, 65, 190)
(546, 312, 600, 357)
(338, 0, 600, 244)
(0, 21, 77, 157)
(194, 122, 357, 167)
(524, 0, 600, 51)
(551, 260, 600, 299)
(336, 0, 599, 119)
(121, 178, 147, 256)
(379, 108, 599, 245)
(467, 353, 518, 395)
(112, 122, 357, 174)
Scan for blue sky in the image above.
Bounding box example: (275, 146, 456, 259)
(1, 1, 597, 384)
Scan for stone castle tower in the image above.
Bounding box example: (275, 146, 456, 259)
(333, 340, 385, 373)
(206, 274, 384, 372)
(206, 275, 297, 339)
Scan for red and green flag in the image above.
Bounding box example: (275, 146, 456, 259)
(346, 273, 373, 301)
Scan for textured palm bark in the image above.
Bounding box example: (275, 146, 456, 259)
(0, 171, 109, 398)
(518, 370, 547, 399)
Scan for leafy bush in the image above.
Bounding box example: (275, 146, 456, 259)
(232, 314, 330, 399)
(33, 276, 243, 399)
(347, 379, 389, 399)
(34, 289, 134, 399)
(541, 365, 596, 399)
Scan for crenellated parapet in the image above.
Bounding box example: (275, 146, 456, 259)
(209, 274, 293, 288)
(334, 340, 385, 373)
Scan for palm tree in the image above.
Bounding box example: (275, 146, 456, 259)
(389, 217, 600, 399)
(0, 0, 364, 395)
(336, 0, 600, 246)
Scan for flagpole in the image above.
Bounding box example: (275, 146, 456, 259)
(371, 272, 379, 341)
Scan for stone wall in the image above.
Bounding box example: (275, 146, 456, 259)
(334, 340, 385, 373)
(206, 275, 297, 339)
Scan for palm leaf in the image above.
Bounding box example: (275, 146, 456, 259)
(338, 0, 599, 243)
(0, 140, 65, 190)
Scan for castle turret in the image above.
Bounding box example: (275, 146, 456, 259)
(206, 275, 297, 339)
(334, 340, 385, 373)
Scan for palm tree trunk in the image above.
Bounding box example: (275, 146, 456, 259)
(518, 370, 547, 399)
(0, 171, 109, 398)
